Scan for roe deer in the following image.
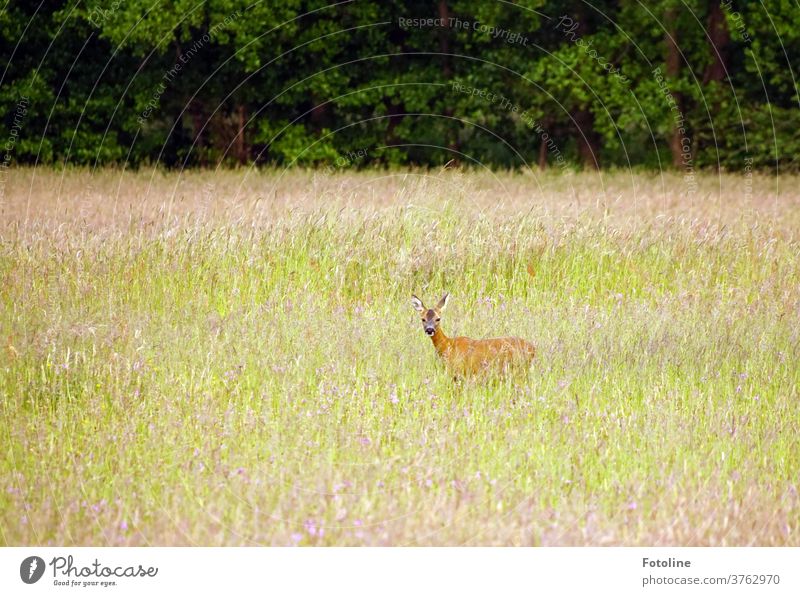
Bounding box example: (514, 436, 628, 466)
(411, 293, 535, 378)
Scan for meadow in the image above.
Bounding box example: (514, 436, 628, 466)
(1, 167, 798, 546)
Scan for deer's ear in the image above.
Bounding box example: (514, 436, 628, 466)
(435, 293, 449, 312)
(411, 295, 425, 313)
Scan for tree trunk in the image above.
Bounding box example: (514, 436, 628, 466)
(310, 97, 328, 129)
(538, 135, 548, 169)
(233, 103, 248, 164)
(570, 7, 599, 169)
(384, 100, 404, 146)
(701, 2, 730, 170)
(574, 109, 600, 170)
(437, 0, 452, 78)
(703, 2, 730, 85)
(437, 1, 459, 157)
(665, 8, 685, 168)
(190, 99, 207, 167)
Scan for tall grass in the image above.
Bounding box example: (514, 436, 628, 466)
(1, 167, 798, 545)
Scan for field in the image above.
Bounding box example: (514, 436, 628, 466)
(1, 167, 798, 546)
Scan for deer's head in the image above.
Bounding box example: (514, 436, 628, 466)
(411, 293, 449, 336)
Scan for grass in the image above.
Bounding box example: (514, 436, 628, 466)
(1, 166, 798, 546)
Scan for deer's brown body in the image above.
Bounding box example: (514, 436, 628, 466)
(411, 293, 535, 378)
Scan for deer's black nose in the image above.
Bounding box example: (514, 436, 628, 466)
(425, 328, 435, 336)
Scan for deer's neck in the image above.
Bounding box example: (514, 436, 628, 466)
(430, 327, 451, 356)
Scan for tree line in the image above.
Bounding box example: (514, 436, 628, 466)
(1, 1, 798, 172)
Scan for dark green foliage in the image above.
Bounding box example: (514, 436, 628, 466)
(1, 1, 797, 171)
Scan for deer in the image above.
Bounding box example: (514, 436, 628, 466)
(411, 293, 535, 378)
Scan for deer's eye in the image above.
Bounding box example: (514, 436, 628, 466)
(435, 318, 441, 322)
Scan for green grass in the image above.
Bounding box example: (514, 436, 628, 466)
(1, 167, 798, 545)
